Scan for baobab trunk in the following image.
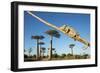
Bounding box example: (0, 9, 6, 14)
(36, 40, 39, 60)
(42, 50, 44, 58)
(71, 48, 75, 59)
(49, 36, 53, 60)
(71, 48, 73, 56)
(39, 45, 41, 59)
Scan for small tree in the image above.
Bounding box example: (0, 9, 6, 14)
(54, 53, 59, 58)
(38, 42, 45, 58)
(33, 54, 36, 58)
(28, 48, 32, 57)
(41, 47, 46, 58)
(61, 54, 66, 58)
(69, 44, 75, 55)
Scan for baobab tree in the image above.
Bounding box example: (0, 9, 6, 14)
(31, 35, 44, 60)
(28, 48, 32, 57)
(38, 42, 45, 58)
(41, 47, 46, 58)
(69, 44, 75, 56)
(45, 30, 60, 60)
(52, 48, 55, 54)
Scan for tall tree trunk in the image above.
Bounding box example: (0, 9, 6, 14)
(29, 53, 30, 57)
(49, 36, 53, 60)
(42, 50, 44, 58)
(43, 51, 44, 58)
(39, 45, 41, 59)
(71, 48, 73, 56)
(36, 39, 39, 60)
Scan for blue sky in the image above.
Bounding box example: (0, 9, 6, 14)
(24, 11, 90, 55)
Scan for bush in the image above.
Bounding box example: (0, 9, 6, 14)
(83, 54, 89, 59)
(33, 55, 36, 58)
(67, 53, 73, 56)
(53, 53, 59, 58)
(61, 54, 66, 58)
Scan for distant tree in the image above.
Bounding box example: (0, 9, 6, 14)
(69, 44, 75, 55)
(67, 53, 73, 56)
(53, 53, 59, 58)
(74, 55, 80, 59)
(61, 54, 66, 58)
(33, 54, 36, 58)
(38, 42, 45, 58)
(83, 54, 89, 59)
(31, 35, 44, 60)
(54, 51, 56, 54)
(41, 47, 46, 58)
(28, 48, 32, 57)
(52, 48, 56, 54)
